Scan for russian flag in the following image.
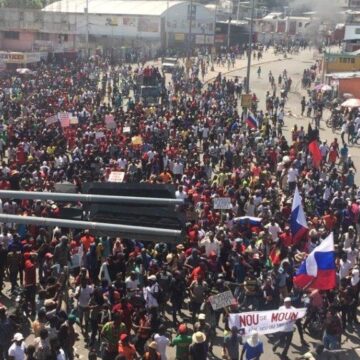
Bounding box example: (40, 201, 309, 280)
(291, 187, 308, 244)
(246, 113, 258, 129)
(234, 216, 262, 227)
(294, 233, 336, 290)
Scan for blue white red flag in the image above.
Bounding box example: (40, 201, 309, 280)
(246, 113, 258, 129)
(294, 233, 336, 290)
(290, 187, 308, 244)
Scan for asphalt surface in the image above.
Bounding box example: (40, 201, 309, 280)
(3, 48, 360, 360)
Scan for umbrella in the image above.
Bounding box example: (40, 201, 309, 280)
(343, 93, 354, 99)
(341, 98, 360, 108)
(321, 85, 332, 92)
(314, 84, 325, 91)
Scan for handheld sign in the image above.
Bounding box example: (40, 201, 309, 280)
(213, 197, 232, 210)
(209, 290, 235, 310)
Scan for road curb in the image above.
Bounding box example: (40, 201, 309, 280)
(203, 57, 293, 86)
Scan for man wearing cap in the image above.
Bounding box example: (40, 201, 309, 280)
(118, 334, 137, 360)
(8, 333, 25, 360)
(143, 275, 160, 311)
(272, 297, 296, 359)
(171, 324, 192, 360)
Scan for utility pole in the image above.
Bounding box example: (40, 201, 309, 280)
(246, 0, 255, 93)
(227, 16, 232, 51)
(187, 0, 194, 61)
(85, 0, 89, 57)
(165, 0, 169, 50)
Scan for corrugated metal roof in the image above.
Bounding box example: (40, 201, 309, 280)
(42, 0, 184, 16)
(326, 71, 360, 79)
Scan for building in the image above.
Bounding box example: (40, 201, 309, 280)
(0, 0, 215, 66)
(323, 51, 360, 75)
(325, 71, 360, 98)
(255, 13, 312, 43)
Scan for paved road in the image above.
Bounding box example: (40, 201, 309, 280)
(15, 49, 360, 359)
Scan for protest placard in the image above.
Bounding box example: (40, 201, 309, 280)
(229, 308, 307, 336)
(45, 115, 58, 125)
(213, 197, 232, 210)
(58, 112, 70, 128)
(108, 171, 125, 183)
(209, 290, 235, 310)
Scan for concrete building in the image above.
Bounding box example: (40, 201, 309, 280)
(255, 13, 312, 43)
(325, 71, 360, 98)
(0, 0, 215, 66)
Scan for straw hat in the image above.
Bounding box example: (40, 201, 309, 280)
(192, 331, 206, 344)
(148, 341, 157, 350)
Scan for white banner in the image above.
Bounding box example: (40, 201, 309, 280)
(213, 197, 232, 210)
(209, 290, 235, 310)
(229, 308, 307, 336)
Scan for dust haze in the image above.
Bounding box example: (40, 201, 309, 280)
(291, 0, 341, 23)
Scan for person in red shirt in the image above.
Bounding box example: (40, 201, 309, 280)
(24, 254, 37, 315)
(279, 227, 292, 247)
(80, 230, 95, 254)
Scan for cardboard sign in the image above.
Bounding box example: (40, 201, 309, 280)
(69, 116, 79, 125)
(229, 308, 307, 336)
(213, 197, 232, 210)
(108, 171, 125, 183)
(58, 112, 70, 128)
(209, 290, 235, 310)
(241, 94, 252, 108)
(45, 115, 58, 125)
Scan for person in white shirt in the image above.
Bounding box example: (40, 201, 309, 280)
(125, 272, 140, 291)
(199, 231, 220, 257)
(75, 278, 94, 330)
(8, 333, 26, 360)
(175, 185, 188, 200)
(345, 244, 359, 267)
(154, 325, 170, 360)
(339, 254, 352, 279)
(287, 165, 298, 191)
(265, 219, 282, 241)
(143, 275, 160, 309)
(272, 298, 296, 358)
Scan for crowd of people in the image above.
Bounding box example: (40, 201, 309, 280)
(0, 43, 357, 360)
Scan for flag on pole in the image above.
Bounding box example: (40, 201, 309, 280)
(246, 113, 258, 129)
(294, 233, 336, 290)
(291, 187, 308, 244)
(308, 140, 322, 168)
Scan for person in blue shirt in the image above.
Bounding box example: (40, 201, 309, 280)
(241, 330, 263, 360)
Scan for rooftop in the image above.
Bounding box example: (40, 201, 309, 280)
(325, 71, 360, 79)
(42, 0, 184, 16)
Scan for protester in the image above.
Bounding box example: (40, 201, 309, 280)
(0, 43, 357, 360)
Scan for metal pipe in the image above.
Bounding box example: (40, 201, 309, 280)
(0, 214, 181, 238)
(0, 190, 183, 205)
(246, 0, 255, 93)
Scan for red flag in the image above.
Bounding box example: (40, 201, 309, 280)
(269, 246, 281, 265)
(308, 140, 322, 168)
